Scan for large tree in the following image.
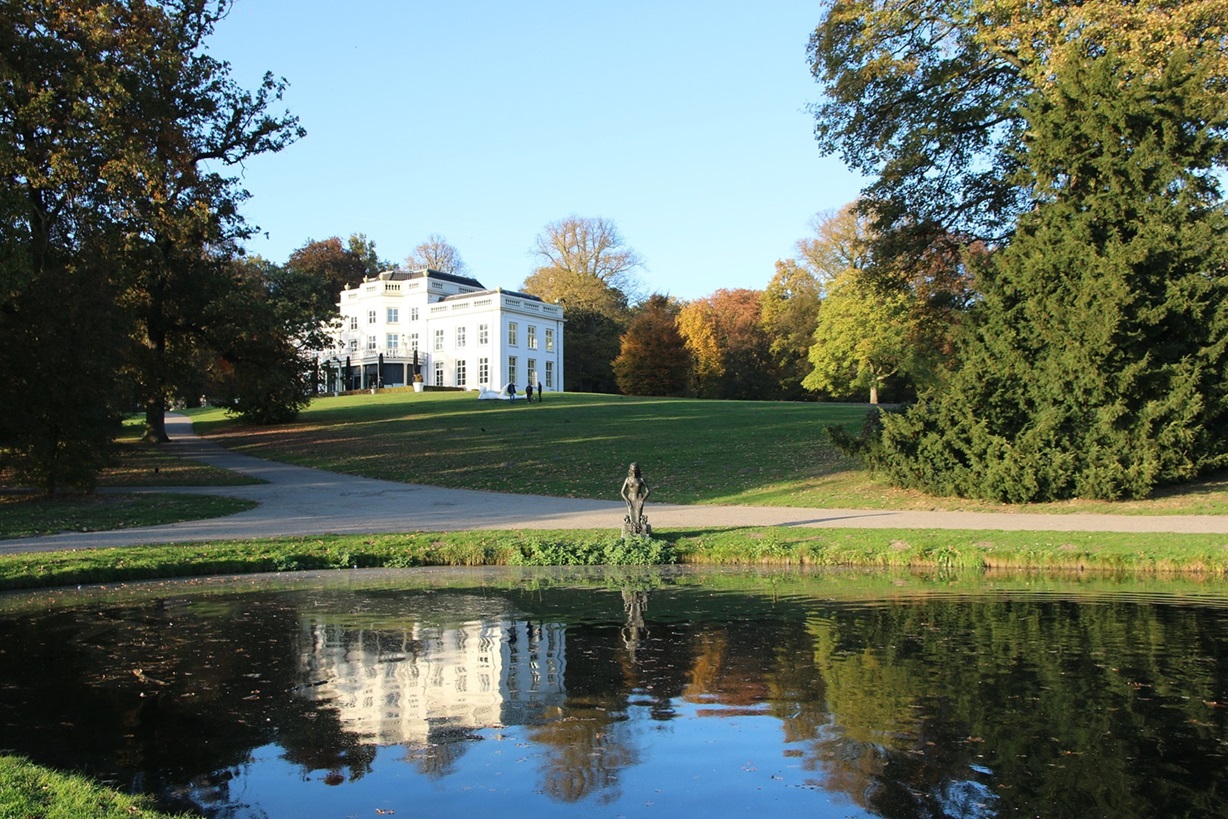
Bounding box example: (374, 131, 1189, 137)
(280, 235, 380, 330)
(107, 0, 303, 443)
(523, 215, 643, 316)
(808, 0, 1227, 262)
(812, 0, 1228, 500)
(405, 233, 468, 276)
(677, 289, 777, 400)
(203, 258, 314, 424)
(863, 47, 1228, 500)
(524, 216, 644, 393)
(793, 205, 969, 404)
(760, 260, 822, 399)
(0, 0, 303, 491)
(613, 295, 690, 397)
(0, 1, 133, 490)
(562, 308, 622, 394)
(803, 269, 914, 404)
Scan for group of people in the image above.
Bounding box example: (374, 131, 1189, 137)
(508, 381, 544, 403)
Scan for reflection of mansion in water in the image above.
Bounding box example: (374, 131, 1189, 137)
(297, 619, 566, 745)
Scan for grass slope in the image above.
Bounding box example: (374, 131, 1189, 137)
(190, 391, 866, 504)
(0, 755, 185, 819)
(189, 391, 1228, 514)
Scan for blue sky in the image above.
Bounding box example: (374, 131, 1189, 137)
(208, 1, 865, 300)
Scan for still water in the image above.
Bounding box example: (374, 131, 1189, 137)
(1, 566, 1227, 818)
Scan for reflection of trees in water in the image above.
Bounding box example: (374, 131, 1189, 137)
(0, 595, 374, 813)
(528, 622, 638, 803)
(403, 729, 473, 779)
(531, 699, 638, 804)
(796, 599, 1228, 818)
(5, 579, 1228, 816)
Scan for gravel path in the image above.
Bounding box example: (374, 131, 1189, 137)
(4, 414, 1227, 553)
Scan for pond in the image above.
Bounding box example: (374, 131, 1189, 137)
(1, 566, 1227, 818)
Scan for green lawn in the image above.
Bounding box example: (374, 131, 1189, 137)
(188, 391, 1228, 515)
(0, 418, 260, 540)
(0, 492, 256, 540)
(97, 418, 264, 488)
(3, 391, 1228, 541)
(187, 391, 868, 504)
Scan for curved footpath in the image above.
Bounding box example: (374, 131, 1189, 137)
(4, 414, 1228, 554)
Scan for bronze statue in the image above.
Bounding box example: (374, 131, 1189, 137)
(620, 462, 651, 537)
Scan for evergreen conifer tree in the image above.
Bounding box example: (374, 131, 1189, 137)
(866, 49, 1228, 501)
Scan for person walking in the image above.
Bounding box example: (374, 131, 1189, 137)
(508, 382, 516, 402)
(525, 383, 534, 403)
(537, 381, 543, 401)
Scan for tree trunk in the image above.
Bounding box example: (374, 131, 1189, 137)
(870, 383, 879, 405)
(143, 399, 169, 443)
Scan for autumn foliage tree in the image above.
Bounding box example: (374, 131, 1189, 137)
(525, 216, 643, 307)
(804, 270, 914, 404)
(281, 235, 382, 322)
(613, 295, 690, 397)
(524, 216, 645, 393)
(677, 289, 777, 400)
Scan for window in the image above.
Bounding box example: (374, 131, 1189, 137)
(507, 356, 517, 386)
(349, 339, 358, 351)
(368, 310, 377, 324)
(545, 328, 554, 352)
(434, 329, 444, 352)
(478, 357, 489, 385)
(386, 333, 399, 350)
(456, 326, 466, 348)
(527, 325, 537, 349)
(408, 332, 418, 351)
(527, 359, 536, 384)
(349, 316, 358, 330)
(508, 322, 518, 346)
(456, 359, 467, 387)
(434, 362, 443, 386)
(387, 308, 399, 323)
(367, 335, 376, 350)
(411, 307, 420, 321)
(545, 361, 554, 388)
(478, 323, 489, 345)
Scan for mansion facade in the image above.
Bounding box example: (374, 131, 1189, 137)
(317, 268, 565, 394)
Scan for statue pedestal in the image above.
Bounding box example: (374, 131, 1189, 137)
(622, 515, 651, 539)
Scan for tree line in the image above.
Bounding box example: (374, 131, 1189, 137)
(7, 0, 1223, 506)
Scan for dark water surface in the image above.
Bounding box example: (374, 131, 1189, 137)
(2, 566, 1227, 818)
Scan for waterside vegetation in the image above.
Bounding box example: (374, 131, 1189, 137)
(3, 527, 1228, 592)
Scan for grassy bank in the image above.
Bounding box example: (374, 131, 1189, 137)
(3, 527, 1228, 591)
(0, 755, 184, 819)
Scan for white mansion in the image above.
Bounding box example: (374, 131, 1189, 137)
(316, 268, 565, 394)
